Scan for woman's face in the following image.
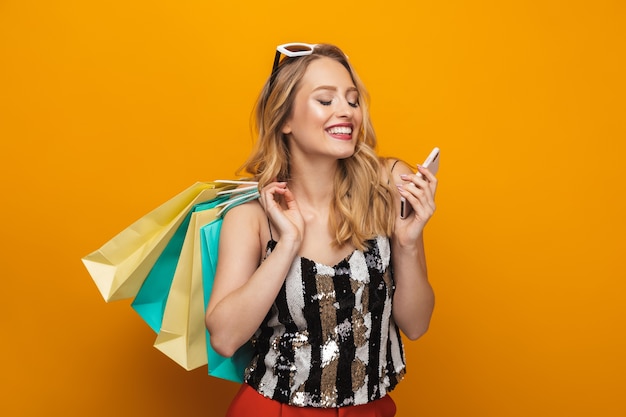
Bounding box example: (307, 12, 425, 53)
(282, 57, 363, 162)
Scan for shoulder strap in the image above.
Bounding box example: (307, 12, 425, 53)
(267, 217, 274, 241)
(388, 159, 400, 185)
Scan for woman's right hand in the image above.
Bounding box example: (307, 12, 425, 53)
(258, 181, 305, 247)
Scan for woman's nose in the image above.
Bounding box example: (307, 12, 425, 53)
(336, 98, 354, 118)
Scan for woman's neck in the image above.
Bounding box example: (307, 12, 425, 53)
(288, 159, 337, 212)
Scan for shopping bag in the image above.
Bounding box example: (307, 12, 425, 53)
(137, 182, 259, 375)
(131, 198, 225, 333)
(85, 179, 259, 380)
(130, 181, 259, 337)
(200, 218, 255, 383)
(152, 209, 221, 370)
(82, 182, 227, 302)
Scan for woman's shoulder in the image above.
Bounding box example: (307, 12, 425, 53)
(379, 156, 415, 184)
(221, 198, 270, 249)
(222, 197, 264, 224)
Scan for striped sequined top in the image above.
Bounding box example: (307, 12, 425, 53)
(244, 235, 406, 408)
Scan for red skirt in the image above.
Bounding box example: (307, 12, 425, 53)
(225, 384, 396, 417)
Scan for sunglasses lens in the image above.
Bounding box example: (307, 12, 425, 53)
(285, 44, 313, 54)
(278, 43, 315, 58)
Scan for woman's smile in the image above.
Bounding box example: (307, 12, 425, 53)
(325, 123, 354, 140)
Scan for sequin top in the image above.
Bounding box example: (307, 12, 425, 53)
(244, 235, 406, 408)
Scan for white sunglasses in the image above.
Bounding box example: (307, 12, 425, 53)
(270, 43, 317, 85)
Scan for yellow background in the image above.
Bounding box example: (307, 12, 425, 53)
(1, 1, 624, 416)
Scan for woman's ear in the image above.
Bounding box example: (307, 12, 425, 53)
(281, 121, 292, 135)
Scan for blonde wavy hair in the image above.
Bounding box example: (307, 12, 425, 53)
(241, 44, 395, 250)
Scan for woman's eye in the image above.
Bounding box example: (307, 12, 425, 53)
(348, 101, 359, 108)
(318, 100, 332, 106)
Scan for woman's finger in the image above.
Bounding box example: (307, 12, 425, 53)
(259, 182, 287, 211)
(397, 176, 436, 223)
(416, 165, 438, 197)
(400, 171, 436, 209)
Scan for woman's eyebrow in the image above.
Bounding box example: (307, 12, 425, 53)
(312, 85, 358, 93)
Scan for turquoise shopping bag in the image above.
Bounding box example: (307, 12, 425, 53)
(131, 197, 228, 332)
(200, 219, 255, 383)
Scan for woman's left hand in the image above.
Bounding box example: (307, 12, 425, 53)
(395, 164, 438, 244)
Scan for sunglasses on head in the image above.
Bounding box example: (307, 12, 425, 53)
(269, 42, 317, 86)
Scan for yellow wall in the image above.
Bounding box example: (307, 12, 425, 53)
(1, 1, 624, 416)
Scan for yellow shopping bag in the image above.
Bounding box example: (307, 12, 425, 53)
(153, 208, 220, 370)
(82, 182, 228, 302)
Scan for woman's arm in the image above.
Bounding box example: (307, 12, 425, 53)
(386, 159, 437, 340)
(205, 182, 303, 357)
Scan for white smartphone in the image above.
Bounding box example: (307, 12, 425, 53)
(400, 147, 440, 219)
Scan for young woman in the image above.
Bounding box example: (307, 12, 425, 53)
(205, 43, 437, 416)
